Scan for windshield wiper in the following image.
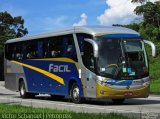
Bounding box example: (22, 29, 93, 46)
(120, 40, 126, 65)
(112, 40, 129, 79)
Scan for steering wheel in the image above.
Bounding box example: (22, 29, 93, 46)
(105, 64, 119, 76)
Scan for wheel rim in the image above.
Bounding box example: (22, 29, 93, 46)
(72, 86, 79, 100)
(20, 84, 25, 96)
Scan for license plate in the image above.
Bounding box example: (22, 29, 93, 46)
(124, 92, 133, 96)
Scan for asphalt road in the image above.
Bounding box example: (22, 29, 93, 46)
(0, 81, 160, 119)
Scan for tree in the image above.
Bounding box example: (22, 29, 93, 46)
(134, 2, 160, 43)
(0, 11, 28, 52)
(113, 23, 140, 32)
(131, 0, 147, 4)
(114, 2, 160, 56)
(134, 2, 160, 28)
(0, 11, 28, 81)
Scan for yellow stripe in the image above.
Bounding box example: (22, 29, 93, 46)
(32, 57, 76, 63)
(11, 61, 64, 85)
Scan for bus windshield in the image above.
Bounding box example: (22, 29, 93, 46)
(95, 36, 148, 80)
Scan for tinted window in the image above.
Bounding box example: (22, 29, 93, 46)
(5, 43, 23, 60)
(5, 34, 78, 62)
(64, 35, 78, 62)
(76, 33, 92, 54)
(26, 41, 38, 59)
(76, 33, 95, 72)
(42, 34, 78, 61)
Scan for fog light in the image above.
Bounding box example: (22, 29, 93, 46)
(100, 90, 107, 95)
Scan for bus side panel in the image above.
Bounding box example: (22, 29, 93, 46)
(22, 67, 44, 93)
(5, 60, 26, 91)
(18, 59, 84, 96)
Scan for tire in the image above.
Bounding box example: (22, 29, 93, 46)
(19, 80, 35, 98)
(112, 99, 125, 104)
(70, 83, 83, 104)
(19, 80, 29, 98)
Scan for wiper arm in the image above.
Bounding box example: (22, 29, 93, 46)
(120, 40, 126, 64)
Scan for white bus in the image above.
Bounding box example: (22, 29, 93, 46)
(4, 26, 156, 103)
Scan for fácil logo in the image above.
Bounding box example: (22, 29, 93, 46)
(49, 64, 71, 73)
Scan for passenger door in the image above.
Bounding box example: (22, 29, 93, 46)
(82, 41, 97, 98)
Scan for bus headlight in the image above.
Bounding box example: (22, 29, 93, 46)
(96, 76, 110, 87)
(142, 77, 150, 86)
(96, 79, 106, 86)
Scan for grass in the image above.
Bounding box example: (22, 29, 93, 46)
(150, 56, 160, 93)
(150, 79, 160, 93)
(0, 104, 131, 119)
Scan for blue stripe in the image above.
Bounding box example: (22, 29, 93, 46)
(102, 34, 140, 38)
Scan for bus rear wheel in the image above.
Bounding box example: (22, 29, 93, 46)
(19, 80, 35, 98)
(70, 83, 83, 104)
(112, 99, 125, 104)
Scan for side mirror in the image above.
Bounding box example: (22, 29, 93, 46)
(143, 40, 156, 57)
(84, 38, 98, 58)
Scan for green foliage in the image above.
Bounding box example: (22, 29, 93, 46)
(150, 78, 160, 93)
(113, 23, 140, 32)
(135, 2, 160, 55)
(150, 56, 160, 80)
(133, 2, 160, 93)
(134, 2, 160, 28)
(0, 11, 28, 51)
(114, 2, 160, 56)
(114, 2, 160, 93)
(150, 56, 160, 93)
(139, 24, 160, 54)
(0, 11, 28, 81)
(131, 0, 146, 3)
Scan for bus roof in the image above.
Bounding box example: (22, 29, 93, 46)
(5, 26, 140, 44)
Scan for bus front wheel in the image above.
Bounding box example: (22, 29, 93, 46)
(70, 83, 83, 104)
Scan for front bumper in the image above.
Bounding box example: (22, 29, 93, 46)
(96, 82, 149, 99)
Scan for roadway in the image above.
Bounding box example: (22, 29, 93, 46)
(0, 81, 160, 119)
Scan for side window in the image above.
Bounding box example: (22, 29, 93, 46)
(76, 33, 95, 72)
(26, 41, 38, 59)
(14, 43, 23, 60)
(42, 36, 64, 58)
(37, 41, 43, 58)
(48, 36, 63, 57)
(76, 33, 92, 56)
(63, 35, 78, 62)
(42, 35, 78, 62)
(5, 44, 10, 60)
(43, 40, 49, 58)
(5, 44, 12, 60)
(83, 41, 95, 72)
(5, 43, 23, 60)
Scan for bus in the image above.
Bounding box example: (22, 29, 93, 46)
(4, 26, 156, 104)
